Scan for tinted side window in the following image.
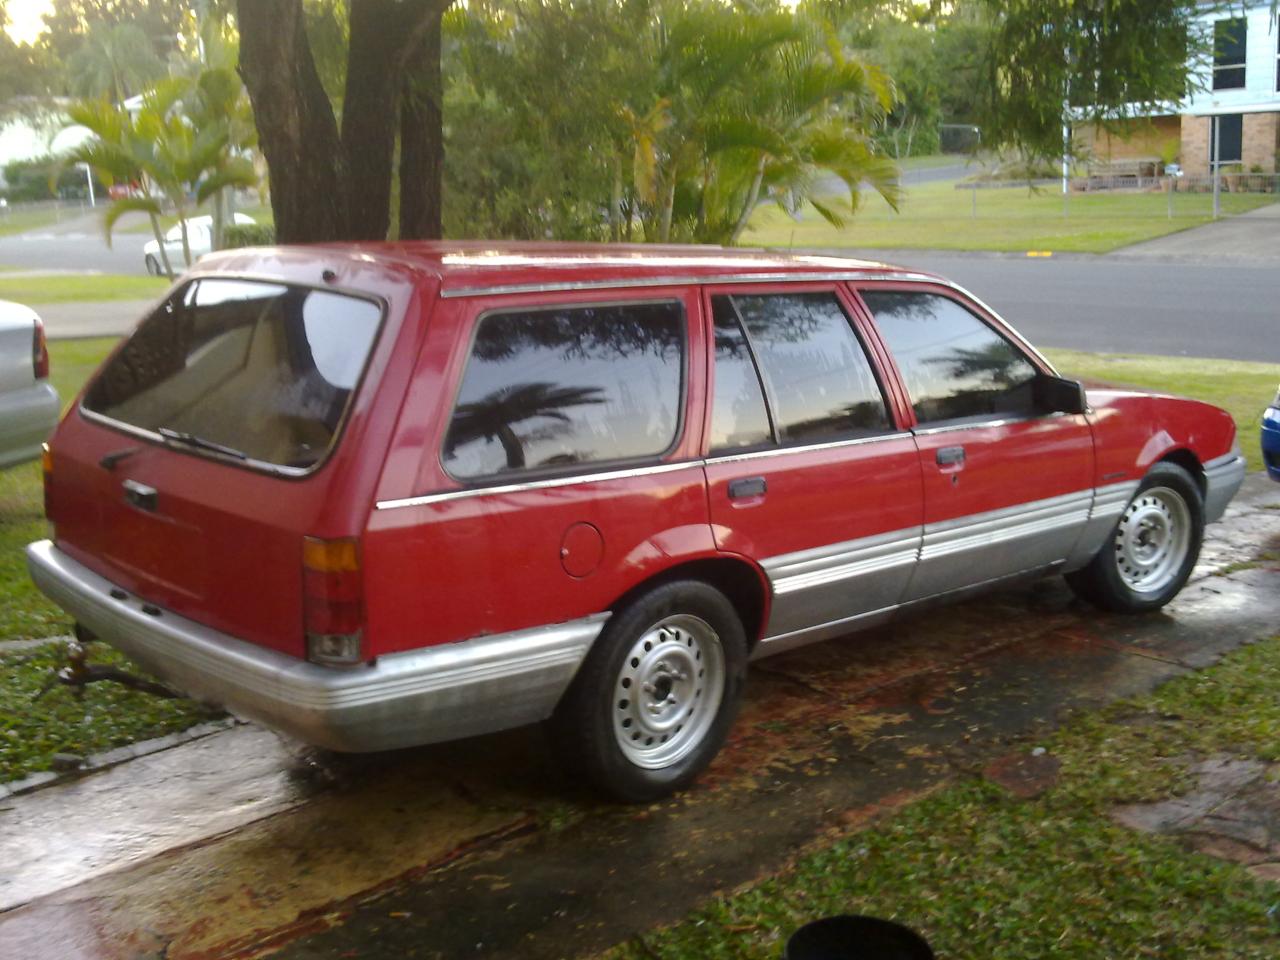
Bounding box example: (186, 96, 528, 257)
(443, 302, 684, 479)
(728, 293, 890, 443)
(861, 291, 1038, 424)
(710, 298, 772, 452)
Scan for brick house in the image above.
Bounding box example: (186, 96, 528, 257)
(1077, 3, 1280, 176)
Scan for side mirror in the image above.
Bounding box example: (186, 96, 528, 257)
(1034, 374, 1088, 415)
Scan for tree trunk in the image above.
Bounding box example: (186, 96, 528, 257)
(610, 152, 623, 243)
(398, 16, 444, 240)
(729, 155, 767, 245)
(343, 0, 416, 241)
(658, 175, 676, 243)
(237, 0, 347, 243)
(147, 209, 174, 280)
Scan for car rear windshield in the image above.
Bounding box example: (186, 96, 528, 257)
(83, 278, 383, 472)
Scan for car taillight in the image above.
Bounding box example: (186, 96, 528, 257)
(32, 318, 49, 379)
(303, 536, 364, 666)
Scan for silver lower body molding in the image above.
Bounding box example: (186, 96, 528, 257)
(26, 540, 606, 752)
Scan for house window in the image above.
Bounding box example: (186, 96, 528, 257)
(1210, 114, 1244, 168)
(1213, 18, 1247, 90)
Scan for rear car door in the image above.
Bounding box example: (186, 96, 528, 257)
(852, 285, 1095, 602)
(701, 285, 923, 656)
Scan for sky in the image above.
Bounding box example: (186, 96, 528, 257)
(6, 0, 52, 45)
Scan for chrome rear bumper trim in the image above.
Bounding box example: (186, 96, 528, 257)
(25, 540, 605, 752)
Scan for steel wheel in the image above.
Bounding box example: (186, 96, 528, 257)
(1113, 485, 1191, 595)
(612, 614, 725, 770)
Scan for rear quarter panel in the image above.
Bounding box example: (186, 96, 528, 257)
(362, 286, 730, 656)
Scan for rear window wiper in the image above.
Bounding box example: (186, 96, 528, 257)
(157, 427, 249, 461)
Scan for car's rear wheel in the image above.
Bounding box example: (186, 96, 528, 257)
(144, 254, 161, 276)
(1066, 462, 1204, 613)
(551, 580, 747, 803)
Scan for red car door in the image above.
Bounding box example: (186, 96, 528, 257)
(851, 284, 1095, 603)
(700, 285, 923, 657)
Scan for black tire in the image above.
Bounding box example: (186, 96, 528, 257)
(1065, 462, 1204, 613)
(145, 254, 161, 276)
(551, 580, 748, 803)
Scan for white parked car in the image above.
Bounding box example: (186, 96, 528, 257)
(0, 301, 59, 469)
(143, 213, 257, 276)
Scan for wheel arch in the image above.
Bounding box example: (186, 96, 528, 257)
(1156, 447, 1206, 499)
(607, 555, 771, 652)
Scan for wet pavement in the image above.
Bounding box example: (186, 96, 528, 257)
(1, 476, 1278, 960)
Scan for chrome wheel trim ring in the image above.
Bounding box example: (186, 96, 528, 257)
(612, 614, 725, 770)
(1113, 485, 1191, 594)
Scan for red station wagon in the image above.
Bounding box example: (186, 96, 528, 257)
(27, 243, 1246, 801)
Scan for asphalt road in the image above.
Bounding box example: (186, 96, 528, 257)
(4, 205, 1280, 363)
(846, 251, 1280, 363)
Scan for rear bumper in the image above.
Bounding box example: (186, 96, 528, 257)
(1262, 408, 1280, 482)
(1204, 452, 1247, 523)
(25, 539, 605, 752)
(0, 381, 58, 469)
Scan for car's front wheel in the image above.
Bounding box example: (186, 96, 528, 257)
(144, 254, 161, 276)
(1066, 462, 1204, 613)
(551, 580, 747, 803)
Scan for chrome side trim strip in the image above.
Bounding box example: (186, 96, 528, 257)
(438, 270, 943, 300)
(753, 604, 898, 660)
(765, 528, 921, 596)
(912, 412, 1068, 437)
(706, 432, 912, 465)
(379, 433, 917, 510)
(920, 490, 1093, 561)
(1090, 480, 1141, 520)
(376, 460, 700, 510)
(26, 539, 606, 752)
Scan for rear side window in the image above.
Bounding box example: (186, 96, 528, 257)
(83, 279, 383, 471)
(442, 302, 685, 479)
(860, 290, 1039, 424)
(720, 292, 890, 444)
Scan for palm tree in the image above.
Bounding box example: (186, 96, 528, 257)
(65, 77, 258, 280)
(67, 22, 164, 104)
(446, 383, 607, 471)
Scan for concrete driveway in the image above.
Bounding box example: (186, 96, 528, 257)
(2, 476, 1277, 960)
(1117, 200, 1280, 261)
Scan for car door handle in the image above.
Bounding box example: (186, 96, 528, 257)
(728, 476, 767, 500)
(122, 479, 158, 512)
(935, 446, 966, 467)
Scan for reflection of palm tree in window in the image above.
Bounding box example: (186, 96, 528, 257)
(445, 382, 606, 470)
(925, 342, 1033, 391)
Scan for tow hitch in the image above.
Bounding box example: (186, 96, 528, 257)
(36, 630, 184, 702)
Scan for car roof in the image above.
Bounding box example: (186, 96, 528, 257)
(263, 240, 939, 297)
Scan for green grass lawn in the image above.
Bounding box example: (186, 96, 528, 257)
(607, 633, 1280, 960)
(0, 274, 168, 304)
(0, 205, 77, 238)
(745, 180, 1279, 253)
(1045, 349, 1280, 473)
(0, 338, 118, 643)
(0, 641, 223, 782)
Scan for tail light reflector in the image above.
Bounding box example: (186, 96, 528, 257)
(32, 318, 49, 379)
(303, 536, 364, 666)
(41, 443, 52, 520)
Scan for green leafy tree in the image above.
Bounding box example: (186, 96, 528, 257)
(977, 0, 1227, 164)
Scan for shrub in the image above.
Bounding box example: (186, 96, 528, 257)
(221, 222, 275, 249)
